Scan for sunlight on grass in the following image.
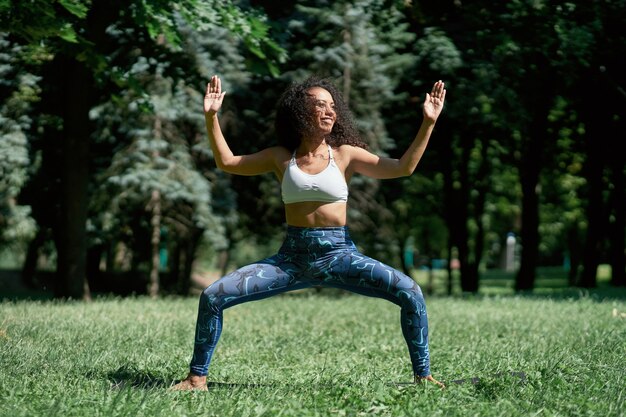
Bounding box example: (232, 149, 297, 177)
(1, 291, 624, 416)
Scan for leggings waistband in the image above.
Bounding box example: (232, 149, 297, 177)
(282, 226, 353, 253)
(285, 225, 349, 238)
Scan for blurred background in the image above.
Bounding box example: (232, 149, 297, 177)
(0, 0, 624, 300)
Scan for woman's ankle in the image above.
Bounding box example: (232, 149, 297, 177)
(186, 373, 207, 385)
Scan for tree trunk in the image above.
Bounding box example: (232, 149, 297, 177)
(607, 104, 625, 286)
(21, 228, 47, 289)
(218, 227, 234, 278)
(456, 138, 477, 293)
(342, 20, 352, 106)
(397, 232, 412, 278)
(515, 93, 550, 292)
(467, 135, 490, 293)
(515, 168, 540, 292)
(607, 175, 625, 286)
(514, 139, 541, 292)
(53, 55, 92, 301)
(148, 114, 163, 298)
(418, 230, 434, 295)
(178, 231, 201, 295)
(217, 249, 231, 278)
(441, 125, 459, 296)
(578, 148, 604, 288)
(446, 243, 453, 296)
(169, 244, 181, 289)
(599, 7, 626, 287)
(578, 72, 612, 288)
(148, 189, 162, 298)
(566, 226, 583, 287)
(42, 0, 118, 300)
(86, 244, 105, 292)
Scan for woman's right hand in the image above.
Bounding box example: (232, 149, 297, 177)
(204, 75, 226, 115)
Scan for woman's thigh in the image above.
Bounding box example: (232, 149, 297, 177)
(318, 250, 423, 305)
(203, 254, 310, 310)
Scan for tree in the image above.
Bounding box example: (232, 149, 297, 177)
(92, 72, 224, 296)
(0, 34, 37, 260)
(407, 1, 525, 293)
(1, 0, 285, 299)
(562, 0, 626, 287)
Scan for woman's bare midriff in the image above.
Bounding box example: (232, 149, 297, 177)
(284, 201, 347, 227)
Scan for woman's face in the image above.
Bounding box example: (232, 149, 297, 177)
(305, 87, 336, 135)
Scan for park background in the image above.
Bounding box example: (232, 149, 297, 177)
(0, 1, 625, 416)
(0, 0, 625, 300)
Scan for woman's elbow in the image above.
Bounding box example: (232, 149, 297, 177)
(214, 159, 227, 171)
(215, 157, 237, 173)
(397, 165, 416, 177)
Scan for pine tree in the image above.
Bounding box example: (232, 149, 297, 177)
(0, 34, 37, 254)
(0, 0, 285, 298)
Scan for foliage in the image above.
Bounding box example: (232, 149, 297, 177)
(0, 0, 287, 297)
(287, 0, 416, 152)
(0, 0, 624, 294)
(0, 0, 285, 76)
(0, 34, 37, 247)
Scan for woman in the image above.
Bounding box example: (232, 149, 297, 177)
(172, 74, 447, 390)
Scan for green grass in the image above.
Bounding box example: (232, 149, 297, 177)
(1, 290, 625, 417)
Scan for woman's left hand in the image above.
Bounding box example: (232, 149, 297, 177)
(204, 75, 226, 116)
(423, 80, 446, 122)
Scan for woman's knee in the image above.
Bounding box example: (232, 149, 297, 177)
(397, 283, 426, 313)
(199, 284, 223, 313)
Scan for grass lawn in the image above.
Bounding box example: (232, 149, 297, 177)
(1, 287, 625, 416)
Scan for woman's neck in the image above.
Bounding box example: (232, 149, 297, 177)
(297, 137, 327, 156)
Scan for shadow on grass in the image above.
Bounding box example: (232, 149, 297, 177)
(105, 366, 172, 390)
(392, 371, 527, 388)
(448, 371, 527, 387)
(105, 365, 276, 390)
(99, 364, 529, 392)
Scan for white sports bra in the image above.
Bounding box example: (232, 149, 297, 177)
(281, 145, 348, 204)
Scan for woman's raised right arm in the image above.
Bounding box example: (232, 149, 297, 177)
(204, 75, 280, 176)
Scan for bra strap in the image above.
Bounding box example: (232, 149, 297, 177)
(327, 144, 334, 160)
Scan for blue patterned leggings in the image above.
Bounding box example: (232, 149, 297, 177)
(190, 226, 431, 377)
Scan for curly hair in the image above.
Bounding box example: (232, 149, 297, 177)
(274, 76, 368, 151)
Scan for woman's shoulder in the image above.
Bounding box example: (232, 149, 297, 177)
(266, 146, 292, 164)
(334, 144, 372, 158)
(334, 144, 357, 153)
(332, 144, 368, 172)
(263, 145, 290, 155)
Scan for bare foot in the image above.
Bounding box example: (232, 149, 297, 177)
(415, 374, 446, 389)
(169, 373, 208, 391)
